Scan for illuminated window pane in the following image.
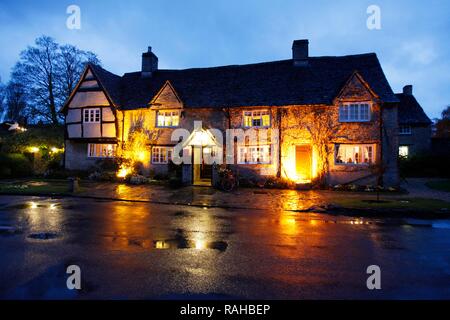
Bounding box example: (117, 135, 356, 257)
(243, 110, 270, 127)
(335, 144, 374, 165)
(152, 147, 173, 164)
(156, 111, 179, 127)
(399, 146, 409, 158)
(87, 144, 116, 158)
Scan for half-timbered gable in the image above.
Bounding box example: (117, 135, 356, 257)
(63, 65, 119, 141)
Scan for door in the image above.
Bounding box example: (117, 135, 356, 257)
(295, 145, 312, 181)
(192, 146, 212, 186)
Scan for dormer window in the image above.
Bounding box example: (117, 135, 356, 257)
(156, 110, 180, 127)
(339, 103, 371, 122)
(83, 108, 100, 123)
(243, 110, 270, 128)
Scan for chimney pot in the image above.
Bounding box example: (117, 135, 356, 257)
(292, 39, 309, 66)
(403, 85, 413, 95)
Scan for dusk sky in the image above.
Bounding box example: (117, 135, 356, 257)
(0, 0, 448, 118)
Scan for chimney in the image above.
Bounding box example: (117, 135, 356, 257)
(142, 46, 158, 78)
(403, 85, 413, 95)
(292, 39, 309, 66)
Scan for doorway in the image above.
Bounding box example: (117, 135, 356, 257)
(295, 144, 312, 181)
(193, 146, 212, 186)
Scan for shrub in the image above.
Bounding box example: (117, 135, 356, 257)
(399, 155, 450, 178)
(0, 153, 33, 178)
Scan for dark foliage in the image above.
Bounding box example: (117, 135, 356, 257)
(399, 155, 450, 178)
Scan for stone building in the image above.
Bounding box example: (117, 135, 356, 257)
(61, 39, 400, 187)
(396, 85, 432, 158)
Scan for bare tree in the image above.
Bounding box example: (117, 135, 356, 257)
(11, 36, 60, 124)
(5, 81, 28, 122)
(10, 35, 101, 124)
(56, 44, 100, 102)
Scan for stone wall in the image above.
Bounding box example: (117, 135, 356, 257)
(64, 140, 99, 171)
(398, 125, 432, 156)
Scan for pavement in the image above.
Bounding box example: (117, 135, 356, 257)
(400, 178, 450, 202)
(1, 195, 450, 299)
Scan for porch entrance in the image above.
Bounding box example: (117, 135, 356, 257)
(295, 144, 312, 182)
(192, 146, 213, 186)
(184, 127, 218, 186)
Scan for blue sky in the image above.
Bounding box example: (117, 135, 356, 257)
(0, 0, 448, 118)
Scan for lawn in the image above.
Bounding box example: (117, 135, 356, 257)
(426, 180, 450, 193)
(0, 179, 72, 194)
(332, 197, 450, 211)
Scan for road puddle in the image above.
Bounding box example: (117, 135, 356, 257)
(27, 232, 60, 240)
(153, 239, 228, 251)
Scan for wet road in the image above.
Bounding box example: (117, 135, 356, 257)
(0, 195, 449, 299)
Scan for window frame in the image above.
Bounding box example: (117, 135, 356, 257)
(237, 145, 271, 164)
(334, 144, 375, 166)
(242, 110, 271, 128)
(156, 110, 180, 128)
(399, 125, 412, 135)
(87, 143, 116, 158)
(338, 102, 371, 122)
(83, 108, 101, 123)
(151, 146, 173, 164)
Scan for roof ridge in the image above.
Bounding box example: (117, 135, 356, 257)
(121, 53, 378, 76)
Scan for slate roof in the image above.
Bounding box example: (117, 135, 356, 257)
(89, 64, 122, 106)
(395, 93, 432, 125)
(87, 53, 399, 110)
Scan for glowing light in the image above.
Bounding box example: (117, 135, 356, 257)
(29, 202, 38, 209)
(155, 241, 170, 249)
(116, 165, 130, 178)
(50, 147, 63, 153)
(194, 239, 206, 250)
(28, 147, 39, 153)
(282, 144, 319, 183)
(49, 203, 57, 210)
(137, 151, 146, 162)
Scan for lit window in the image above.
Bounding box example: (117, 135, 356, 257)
(87, 144, 116, 158)
(399, 146, 409, 158)
(83, 108, 100, 123)
(237, 145, 271, 164)
(152, 147, 173, 164)
(243, 110, 270, 127)
(335, 144, 375, 165)
(399, 125, 412, 135)
(339, 103, 371, 122)
(156, 111, 180, 127)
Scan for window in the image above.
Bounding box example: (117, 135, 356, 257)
(243, 110, 270, 127)
(399, 146, 409, 158)
(238, 145, 271, 164)
(335, 144, 375, 165)
(339, 103, 371, 122)
(83, 108, 100, 123)
(399, 125, 412, 135)
(152, 147, 173, 164)
(87, 144, 116, 158)
(156, 111, 180, 127)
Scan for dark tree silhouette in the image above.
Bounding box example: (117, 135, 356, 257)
(9, 36, 100, 124)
